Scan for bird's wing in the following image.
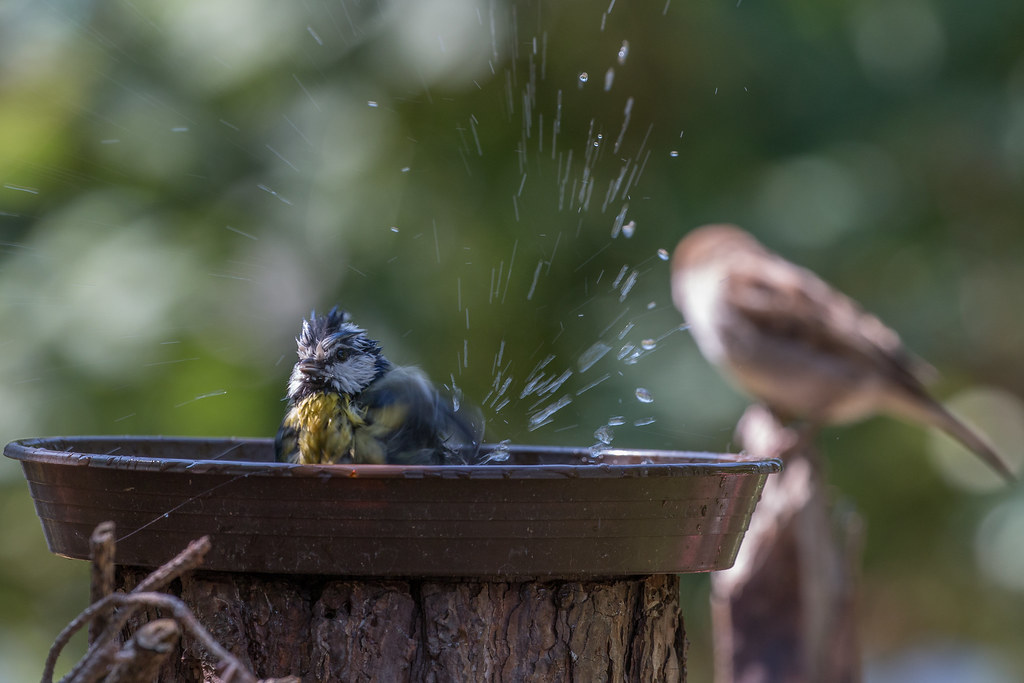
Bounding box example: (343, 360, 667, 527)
(724, 250, 933, 389)
(360, 366, 482, 464)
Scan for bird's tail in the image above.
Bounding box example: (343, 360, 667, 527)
(889, 391, 1016, 484)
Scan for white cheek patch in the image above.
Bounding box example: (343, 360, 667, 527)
(287, 367, 306, 399)
(329, 355, 379, 394)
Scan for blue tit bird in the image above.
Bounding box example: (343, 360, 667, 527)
(275, 307, 482, 465)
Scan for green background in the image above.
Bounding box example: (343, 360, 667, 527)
(2, 1, 1023, 680)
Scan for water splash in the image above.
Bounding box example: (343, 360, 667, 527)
(481, 439, 512, 463)
(528, 394, 572, 431)
(618, 269, 638, 302)
(586, 444, 610, 462)
(611, 264, 629, 288)
(577, 341, 611, 372)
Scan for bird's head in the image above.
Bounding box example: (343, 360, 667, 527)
(287, 307, 391, 400)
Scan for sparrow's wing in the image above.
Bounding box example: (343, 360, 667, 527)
(724, 249, 934, 389)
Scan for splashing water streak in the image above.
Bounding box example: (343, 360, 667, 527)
(578, 341, 612, 372)
(618, 269, 639, 302)
(482, 439, 512, 463)
(528, 394, 573, 431)
(611, 264, 629, 288)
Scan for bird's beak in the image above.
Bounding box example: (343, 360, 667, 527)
(297, 359, 319, 375)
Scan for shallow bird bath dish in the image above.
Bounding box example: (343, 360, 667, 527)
(5, 436, 780, 578)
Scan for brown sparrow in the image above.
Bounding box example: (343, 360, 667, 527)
(670, 223, 1016, 483)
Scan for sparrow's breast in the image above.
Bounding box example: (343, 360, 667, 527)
(675, 266, 731, 365)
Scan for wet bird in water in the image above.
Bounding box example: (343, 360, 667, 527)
(670, 223, 1016, 483)
(276, 307, 481, 465)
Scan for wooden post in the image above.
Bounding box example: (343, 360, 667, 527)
(710, 404, 863, 683)
(118, 568, 687, 682)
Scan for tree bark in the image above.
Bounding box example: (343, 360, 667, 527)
(118, 568, 687, 682)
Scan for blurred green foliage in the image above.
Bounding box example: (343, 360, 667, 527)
(2, 0, 1024, 680)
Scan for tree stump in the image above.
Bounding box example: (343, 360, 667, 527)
(711, 404, 862, 683)
(118, 568, 687, 682)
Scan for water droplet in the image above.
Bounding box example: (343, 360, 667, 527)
(646, 301, 656, 310)
(617, 41, 630, 65)
(578, 72, 589, 88)
(635, 387, 654, 403)
(593, 425, 614, 445)
(641, 339, 656, 350)
(633, 416, 656, 427)
(604, 67, 615, 91)
(617, 343, 635, 361)
(401, 167, 411, 173)
(657, 248, 669, 261)
(621, 220, 636, 238)
(578, 341, 612, 372)
(367, 101, 379, 107)
(669, 150, 679, 158)
(587, 445, 609, 462)
(611, 265, 629, 288)
(528, 394, 573, 430)
(618, 269, 639, 302)
(390, 226, 400, 233)
(607, 415, 626, 426)
(483, 439, 511, 463)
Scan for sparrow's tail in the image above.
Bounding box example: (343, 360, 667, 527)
(889, 391, 1017, 484)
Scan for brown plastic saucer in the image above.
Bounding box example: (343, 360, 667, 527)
(5, 436, 780, 578)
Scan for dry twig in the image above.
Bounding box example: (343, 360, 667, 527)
(42, 524, 297, 683)
(88, 522, 117, 644)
